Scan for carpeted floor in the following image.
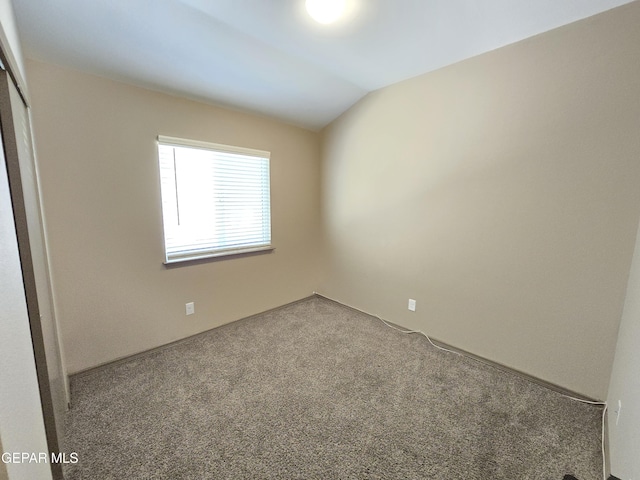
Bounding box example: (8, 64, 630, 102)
(63, 296, 603, 479)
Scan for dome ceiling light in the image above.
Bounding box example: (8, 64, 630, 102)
(305, 0, 346, 24)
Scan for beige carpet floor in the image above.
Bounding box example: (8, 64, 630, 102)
(63, 296, 603, 479)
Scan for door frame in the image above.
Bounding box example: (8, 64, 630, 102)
(0, 67, 63, 480)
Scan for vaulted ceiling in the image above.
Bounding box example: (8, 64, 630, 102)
(12, 0, 634, 130)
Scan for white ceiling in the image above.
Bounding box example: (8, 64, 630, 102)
(12, 0, 634, 130)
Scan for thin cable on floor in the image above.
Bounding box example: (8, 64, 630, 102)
(376, 313, 609, 480)
(375, 315, 462, 356)
(313, 293, 610, 480)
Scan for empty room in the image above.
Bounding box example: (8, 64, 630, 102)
(1, 0, 639, 479)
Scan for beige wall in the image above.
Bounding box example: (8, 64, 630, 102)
(27, 60, 323, 373)
(0, 436, 7, 480)
(607, 211, 640, 478)
(320, 2, 640, 400)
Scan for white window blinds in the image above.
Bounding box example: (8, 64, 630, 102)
(157, 136, 271, 263)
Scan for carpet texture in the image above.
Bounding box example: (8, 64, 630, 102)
(63, 296, 603, 479)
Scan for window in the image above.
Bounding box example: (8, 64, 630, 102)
(157, 136, 272, 263)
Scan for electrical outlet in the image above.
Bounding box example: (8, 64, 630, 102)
(408, 299, 416, 312)
(615, 400, 622, 426)
(185, 302, 195, 315)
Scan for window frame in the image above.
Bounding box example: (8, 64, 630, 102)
(157, 135, 273, 264)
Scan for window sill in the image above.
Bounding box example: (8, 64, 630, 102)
(163, 245, 274, 265)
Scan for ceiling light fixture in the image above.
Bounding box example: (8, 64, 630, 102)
(305, 0, 346, 24)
